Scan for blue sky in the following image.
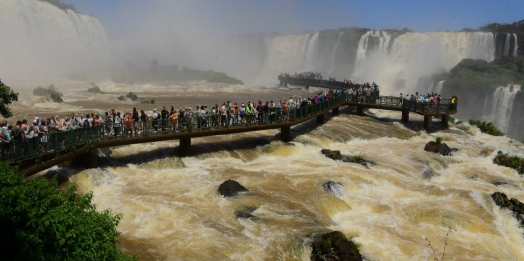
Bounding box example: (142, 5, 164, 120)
(65, 0, 524, 36)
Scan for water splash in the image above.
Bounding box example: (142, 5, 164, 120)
(488, 85, 522, 133)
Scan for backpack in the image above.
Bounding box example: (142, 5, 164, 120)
(145, 114, 149, 121)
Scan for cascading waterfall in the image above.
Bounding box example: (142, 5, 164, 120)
(328, 32, 343, 77)
(0, 0, 107, 78)
(433, 80, 445, 94)
(351, 31, 495, 92)
(513, 33, 519, 57)
(254, 34, 318, 84)
(504, 33, 511, 56)
(304, 33, 319, 72)
(489, 85, 522, 133)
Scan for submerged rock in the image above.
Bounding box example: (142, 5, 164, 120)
(321, 149, 372, 167)
(424, 141, 457, 156)
(218, 179, 248, 197)
(235, 206, 258, 220)
(310, 231, 362, 261)
(323, 180, 345, 197)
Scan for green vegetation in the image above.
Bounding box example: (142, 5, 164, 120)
(126, 92, 138, 101)
(469, 119, 505, 136)
(493, 150, 524, 174)
(480, 19, 524, 34)
(117, 95, 126, 101)
(432, 57, 524, 92)
(0, 162, 136, 260)
(87, 86, 102, 93)
(436, 137, 443, 144)
(47, 92, 64, 103)
(39, 0, 77, 12)
(0, 79, 19, 118)
(140, 99, 155, 104)
(111, 59, 244, 85)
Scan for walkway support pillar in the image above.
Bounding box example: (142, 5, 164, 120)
(441, 115, 449, 129)
(316, 114, 324, 124)
(84, 149, 98, 169)
(401, 109, 409, 123)
(179, 138, 191, 157)
(424, 115, 433, 132)
(305, 85, 309, 90)
(281, 126, 291, 142)
(356, 105, 364, 116)
(332, 106, 339, 115)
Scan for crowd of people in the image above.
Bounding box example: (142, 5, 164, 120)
(0, 89, 351, 161)
(0, 74, 457, 161)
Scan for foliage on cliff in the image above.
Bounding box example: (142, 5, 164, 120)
(39, 0, 77, 12)
(0, 162, 137, 260)
(112, 59, 244, 85)
(469, 119, 505, 136)
(480, 19, 524, 34)
(493, 151, 524, 174)
(0, 79, 19, 118)
(432, 57, 524, 91)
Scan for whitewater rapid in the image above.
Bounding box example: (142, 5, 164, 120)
(10, 81, 520, 261)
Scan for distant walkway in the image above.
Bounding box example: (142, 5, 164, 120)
(4, 94, 457, 176)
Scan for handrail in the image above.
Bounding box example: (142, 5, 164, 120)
(0, 93, 457, 164)
(0, 94, 347, 163)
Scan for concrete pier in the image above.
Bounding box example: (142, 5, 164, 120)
(424, 115, 433, 132)
(280, 126, 291, 142)
(179, 138, 192, 157)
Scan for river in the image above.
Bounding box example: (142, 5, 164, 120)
(7, 80, 524, 260)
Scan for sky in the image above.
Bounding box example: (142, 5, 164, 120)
(65, 0, 524, 37)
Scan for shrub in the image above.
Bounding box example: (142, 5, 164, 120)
(117, 95, 126, 101)
(469, 119, 505, 136)
(436, 137, 443, 144)
(0, 162, 137, 260)
(87, 86, 102, 93)
(493, 150, 524, 174)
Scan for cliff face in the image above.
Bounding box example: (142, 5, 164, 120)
(0, 0, 108, 78)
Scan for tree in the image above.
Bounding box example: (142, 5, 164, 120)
(0, 162, 137, 260)
(0, 79, 19, 118)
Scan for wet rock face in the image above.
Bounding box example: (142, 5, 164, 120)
(218, 179, 248, 197)
(235, 206, 258, 220)
(491, 192, 524, 226)
(321, 149, 372, 167)
(424, 141, 458, 156)
(323, 180, 345, 197)
(310, 231, 362, 261)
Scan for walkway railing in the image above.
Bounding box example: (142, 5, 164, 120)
(0, 94, 456, 163)
(1, 94, 346, 163)
(403, 99, 457, 114)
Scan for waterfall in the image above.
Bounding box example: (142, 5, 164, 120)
(489, 85, 521, 133)
(0, 0, 108, 77)
(469, 32, 495, 61)
(504, 33, 511, 56)
(304, 33, 319, 71)
(350, 31, 495, 92)
(513, 33, 519, 57)
(433, 80, 445, 94)
(254, 34, 315, 84)
(328, 32, 343, 77)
